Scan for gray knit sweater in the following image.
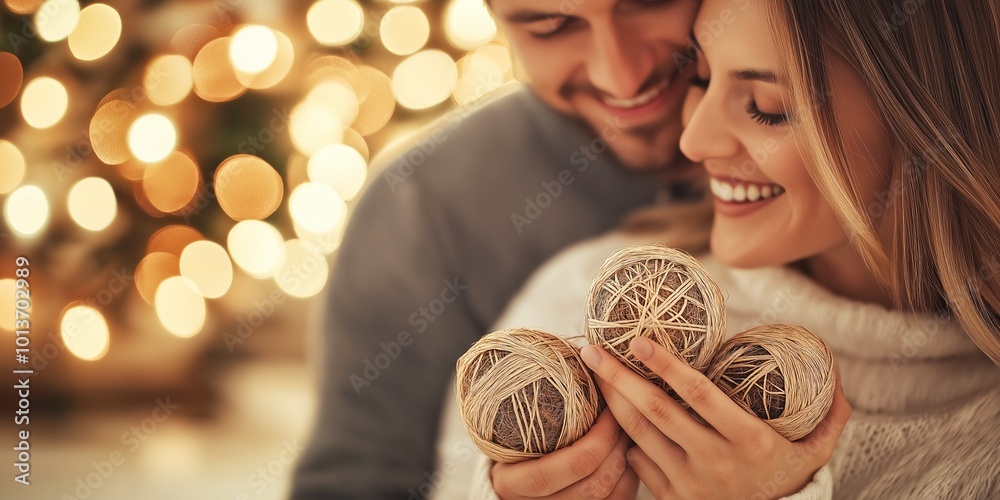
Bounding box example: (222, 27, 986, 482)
(291, 87, 666, 499)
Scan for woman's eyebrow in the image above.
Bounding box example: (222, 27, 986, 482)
(731, 69, 781, 83)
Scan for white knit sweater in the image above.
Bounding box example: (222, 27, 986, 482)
(432, 230, 1000, 500)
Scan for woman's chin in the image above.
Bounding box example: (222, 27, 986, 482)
(709, 230, 781, 269)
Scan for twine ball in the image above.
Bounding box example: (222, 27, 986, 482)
(455, 328, 602, 464)
(584, 244, 727, 401)
(706, 324, 836, 441)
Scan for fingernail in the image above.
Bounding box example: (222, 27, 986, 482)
(630, 337, 653, 360)
(580, 345, 602, 368)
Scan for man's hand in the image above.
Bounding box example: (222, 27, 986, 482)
(490, 410, 640, 499)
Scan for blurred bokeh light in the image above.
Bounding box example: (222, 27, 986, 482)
(4, 184, 49, 236)
(307, 0, 364, 46)
(20, 76, 68, 128)
(59, 304, 111, 361)
(67, 177, 118, 231)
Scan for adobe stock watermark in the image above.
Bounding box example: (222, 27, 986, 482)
(60, 397, 181, 500)
(877, 0, 931, 36)
(5, 0, 80, 54)
(233, 439, 305, 499)
(736, 284, 806, 332)
(510, 115, 627, 234)
(21, 266, 134, 377)
(407, 436, 479, 500)
(349, 277, 469, 395)
(51, 62, 183, 182)
(381, 78, 510, 193)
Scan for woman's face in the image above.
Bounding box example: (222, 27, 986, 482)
(679, 0, 892, 269)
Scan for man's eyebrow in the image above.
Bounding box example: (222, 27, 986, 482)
(731, 69, 781, 83)
(504, 10, 564, 23)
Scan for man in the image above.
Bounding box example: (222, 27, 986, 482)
(292, 0, 701, 498)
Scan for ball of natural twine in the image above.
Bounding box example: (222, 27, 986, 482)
(584, 244, 727, 402)
(706, 324, 836, 441)
(455, 328, 602, 464)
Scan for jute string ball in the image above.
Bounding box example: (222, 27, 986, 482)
(706, 324, 836, 441)
(584, 244, 727, 402)
(455, 328, 602, 464)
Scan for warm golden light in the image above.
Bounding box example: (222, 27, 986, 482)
(68, 3, 121, 61)
(68, 177, 117, 231)
(307, 0, 364, 46)
(60, 305, 110, 361)
(145, 55, 194, 106)
(4, 0, 43, 15)
(274, 239, 329, 299)
(192, 37, 246, 103)
(179, 240, 233, 299)
(444, 0, 497, 50)
(171, 24, 221, 59)
(306, 79, 359, 129)
(228, 220, 286, 279)
(352, 66, 395, 136)
(289, 182, 348, 234)
(142, 151, 200, 213)
(289, 101, 345, 156)
(454, 44, 514, 105)
(293, 217, 347, 256)
(342, 127, 370, 161)
(35, 0, 81, 42)
(128, 113, 177, 163)
(4, 185, 49, 237)
(236, 30, 295, 90)
(214, 155, 284, 221)
(380, 5, 429, 56)
(0, 280, 15, 331)
(135, 252, 180, 306)
(392, 50, 458, 110)
(230, 25, 278, 75)
(155, 276, 206, 338)
(0, 52, 23, 108)
(0, 140, 26, 194)
(20, 77, 68, 129)
(307, 144, 368, 201)
(147, 225, 204, 257)
(90, 98, 134, 165)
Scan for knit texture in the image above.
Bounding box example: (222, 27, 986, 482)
(432, 229, 1000, 500)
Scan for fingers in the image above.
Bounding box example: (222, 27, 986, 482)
(580, 341, 716, 449)
(597, 379, 687, 473)
(608, 467, 640, 499)
(493, 410, 621, 497)
(795, 367, 852, 469)
(567, 429, 632, 499)
(626, 446, 672, 499)
(627, 337, 766, 444)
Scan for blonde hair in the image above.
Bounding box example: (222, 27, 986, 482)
(765, 1, 1000, 365)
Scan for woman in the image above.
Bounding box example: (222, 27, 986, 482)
(435, 0, 1000, 498)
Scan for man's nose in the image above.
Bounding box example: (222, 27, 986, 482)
(586, 22, 654, 99)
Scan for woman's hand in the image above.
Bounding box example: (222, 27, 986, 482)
(580, 337, 851, 500)
(490, 410, 640, 499)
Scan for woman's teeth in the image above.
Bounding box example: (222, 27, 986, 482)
(710, 178, 785, 203)
(602, 79, 670, 109)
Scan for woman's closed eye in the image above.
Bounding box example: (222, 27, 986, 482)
(747, 100, 788, 126)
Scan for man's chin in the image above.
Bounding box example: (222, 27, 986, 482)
(604, 136, 682, 173)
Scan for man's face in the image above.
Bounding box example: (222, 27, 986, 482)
(490, 0, 700, 171)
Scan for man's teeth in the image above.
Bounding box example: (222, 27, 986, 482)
(602, 79, 670, 109)
(710, 178, 785, 203)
